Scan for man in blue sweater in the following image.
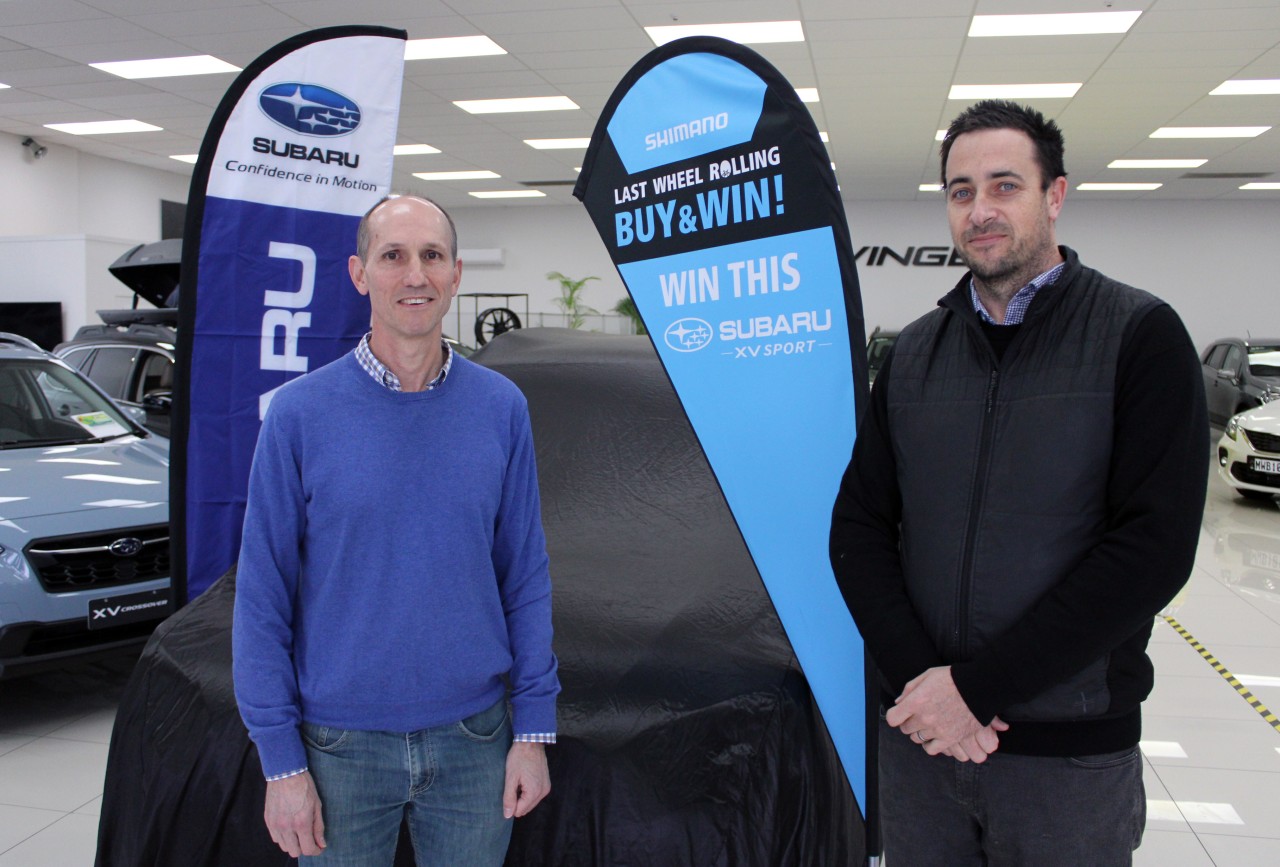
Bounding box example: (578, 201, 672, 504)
(233, 194, 559, 864)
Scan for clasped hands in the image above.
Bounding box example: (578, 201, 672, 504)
(885, 665, 1008, 763)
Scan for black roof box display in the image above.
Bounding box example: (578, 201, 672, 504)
(108, 239, 181, 308)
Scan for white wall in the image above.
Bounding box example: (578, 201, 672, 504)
(453, 197, 1280, 353)
(2, 128, 1277, 354)
(0, 131, 189, 340)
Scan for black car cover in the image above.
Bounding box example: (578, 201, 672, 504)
(96, 328, 863, 866)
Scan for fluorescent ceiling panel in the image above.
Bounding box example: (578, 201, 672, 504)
(1108, 159, 1206, 169)
(969, 12, 1141, 37)
(524, 138, 591, 149)
(936, 129, 947, 141)
(44, 120, 162, 135)
(413, 170, 500, 180)
(949, 83, 1081, 99)
(646, 21, 804, 47)
(0, 83, 9, 89)
(394, 144, 441, 155)
(404, 35, 506, 60)
(90, 55, 240, 79)
(169, 154, 198, 164)
(1077, 183, 1161, 191)
(469, 190, 546, 199)
(1240, 182, 1280, 190)
(454, 96, 578, 114)
(1150, 126, 1269, 138)
(819, 131, 829, 143)
(919, 184, 944, 192)
(1210, 79, 1280, 96)
(795, 88, 819, 103)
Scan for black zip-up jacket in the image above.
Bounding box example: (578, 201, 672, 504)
(830, 247, 1207, 756)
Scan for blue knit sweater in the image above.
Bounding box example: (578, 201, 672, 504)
(232, 351, 559, 778)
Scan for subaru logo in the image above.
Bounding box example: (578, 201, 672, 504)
(109, 537, 143, 557)
(664, 318, 714, 353)
(259, 83, 361, 137)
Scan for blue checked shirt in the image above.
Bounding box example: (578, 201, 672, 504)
(970, 261, 1065, 326)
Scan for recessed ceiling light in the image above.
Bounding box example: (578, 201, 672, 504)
(1151, 126, 1270, 138)
(819, 131, 829, 143)
(919, 184, 944, 192)
(969, 11, 1141, 37)
(645, 21, 805, 47)
(454, 96, 579, 114)
(1240, 182, 1280, 190)
(949, 83, 1081, 99)
(169, 154, 199, 164)
(1077, 183, 1162, 191)
(413, 170, 500, 181)
(44, 120, 163, 135)
(469, 190, 547, 199)
(90, 55, 240, 79)
(795, 88, 819, 103)
(404, 35, 506, 60)
(1210, 79, 1280, 96)
(1108, 159, 1207, 169)
(524, 138, 591, 150)
(394, 144, 441, 156)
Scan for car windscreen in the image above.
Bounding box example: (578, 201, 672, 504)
(0, 358, 138, 448)
(1248, 346, 1280, 378)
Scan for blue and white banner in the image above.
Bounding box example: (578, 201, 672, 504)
(575, 38, 871, 810)
(173, 27, 406, 601)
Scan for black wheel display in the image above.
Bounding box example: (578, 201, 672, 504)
(475, 307, 522, 346)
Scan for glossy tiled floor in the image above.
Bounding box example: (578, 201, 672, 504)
(0, 457, 1278, 865)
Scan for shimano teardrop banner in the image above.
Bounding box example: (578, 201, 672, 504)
(575, 37, 872, 814)
(173, 27, 406, 601)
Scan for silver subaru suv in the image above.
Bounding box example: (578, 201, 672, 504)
(0, 332, 171, 678)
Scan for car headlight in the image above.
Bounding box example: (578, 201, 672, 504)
(1225, 416, 1240, 440)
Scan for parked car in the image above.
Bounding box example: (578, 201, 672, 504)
(55, 310, 176, 438)
(867, 327, 899, 386)
(0, 332, 171, 678)
(1218, 401, 1280, 501)
(1200, 337, 1280, 428)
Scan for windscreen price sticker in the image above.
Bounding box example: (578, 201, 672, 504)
(87, 589, 171, 630)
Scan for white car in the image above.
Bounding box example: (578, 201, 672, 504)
(1218, 401, 1280, 500)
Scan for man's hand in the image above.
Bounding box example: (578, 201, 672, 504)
(503, 742, 551, 819)
(886, 666, 1008, 763)
(264, 771, 326, 857)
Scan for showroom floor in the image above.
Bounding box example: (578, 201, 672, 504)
(0, 456, 1278, 865)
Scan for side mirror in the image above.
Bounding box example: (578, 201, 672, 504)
(142, 392, 172, 412)
(1217, 368, 1238, 382)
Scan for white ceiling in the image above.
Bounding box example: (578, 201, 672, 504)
(3, 0, 1280, 209)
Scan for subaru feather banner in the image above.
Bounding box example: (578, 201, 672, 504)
(574, 37, 871, 811)
(173, 26, 406, 601)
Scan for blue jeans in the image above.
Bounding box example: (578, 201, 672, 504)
(878, 714, 1145, 866)
(300, 698, 513, 867)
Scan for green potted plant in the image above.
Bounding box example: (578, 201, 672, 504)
(612, 296, 646, 335)
(546, 271, 599, 329)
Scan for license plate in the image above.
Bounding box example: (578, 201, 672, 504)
(1248, 549, 1280, 571)
(1250, 457, 1280, 475)
(87, 588, 171, 630)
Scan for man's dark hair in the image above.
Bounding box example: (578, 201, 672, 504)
(939, 100, 1066, 189)
(356, 194, 458, 261)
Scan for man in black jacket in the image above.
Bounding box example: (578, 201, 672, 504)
(830, 100, 1207, 864)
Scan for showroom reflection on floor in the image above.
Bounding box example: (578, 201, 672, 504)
(1, 460, 1279, 865)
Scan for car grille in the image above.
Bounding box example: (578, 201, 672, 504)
(1244, 428, 1280, 454)
(25, 524, 169, 592)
